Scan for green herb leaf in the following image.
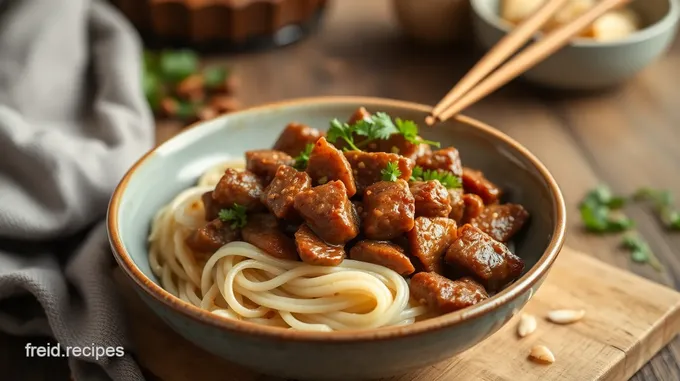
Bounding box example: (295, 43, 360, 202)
(327, 118, 360, 151)
(293, 143, 314, 170)
(395, 118, 440, 147)
(218, 204, 248, 229)
(381, 162, 402, 182)
(175, 100, 196, 120)
(410, 165, 461, 189)
(634, 187, 679, 230)
(203, 66, 229, 89)
(159, 50, 199, 82)
(581, 185, 625, 209)
(621, 233, 663, 271)
(143, 71, 162, 111)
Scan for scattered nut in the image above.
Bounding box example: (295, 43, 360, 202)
(210, 95, 241, 114)
(517, 313, 537, 338)
(176, 74, 205, 102)
(529, 345, 555, 364)
(547, 309, 585, 324)
(197, 106, 218, 121)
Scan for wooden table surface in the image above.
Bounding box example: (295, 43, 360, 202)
(154, 0, 680, 380)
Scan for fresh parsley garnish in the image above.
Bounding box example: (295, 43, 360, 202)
(327, 112, 440, 151)
(327, 118, 361, 151)
(621, 233, 663, 271)
(395, 118, 440, 147)
(410, 166, 461, 189)
(218, 204, 247, 229)
(578, 185, 633, 233)
(293, 143, 314, 170)
(381, 162, 402, 182)
(634, 188, 680, 230)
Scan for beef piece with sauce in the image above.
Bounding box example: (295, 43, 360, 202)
(407, 217, 457, 274)
(364, 135, 431, 162)
(185, 219, 240, 254)
(344, 151, 413, 194)
(306, 137, 357, 197)
(461, 193, 485, 223)
(295, 224, 345, 266)
(212, 169, 264, 212)
(245, 150, 295, 185)
(241, 214, 299, 261)
(445, 224, 524, 291)
(410, 272, 488, 313)
(261, 165, 312, 220)
(462, 167, 501, 204)
(294, 180, 360, 245)
(470, 204, 529, 243)
(416, 147, 463, 177)
(448, 188, 465, 223)
(202, 191, 221, 221)
(272, 122, 324, 157)
(362, 180, 415, 241)
(349, 240, 415, 276)
(410, 180, 452, 218)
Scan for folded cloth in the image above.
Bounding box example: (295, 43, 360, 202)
(0, 0, 153, 379)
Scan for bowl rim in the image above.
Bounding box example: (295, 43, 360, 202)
(470, 0, 680, 48)
(108, 96, 567, 342)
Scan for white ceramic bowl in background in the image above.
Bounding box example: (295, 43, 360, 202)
(470, 0, 680, 90)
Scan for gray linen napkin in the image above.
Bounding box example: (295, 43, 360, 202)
(0, 0, 154, 379)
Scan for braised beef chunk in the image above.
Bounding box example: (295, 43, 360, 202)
(212, 169, 264, 211)
(407, 217, 457, 274)
(261, 166, 311, 220)
(410, 180, 452, 218)
(363, 180, 415, 240)
(416, 147, 463, 177)
(471, 204, 529, 243)
(445, 224, 524, 291)
(185, 219, 240, 254)
(461, 193, 485, 223)
(241, 214, 299, 260)
(294, 180, 360, 245)
(306, 137, 357, 197)
(362, 135, 429, 161)
(462, 167, 501, 204)
(295, 224, 345, 266)
(448, 188, 465, 223)
(349, 240, 415, 275)
(202, 191, 220, 221)
(272, 122, 323, 157)
(344, 151, 413, 193)
(348, 106, 372, 124)
(410, 272, 488, 313)
(245, 150, 295, 185)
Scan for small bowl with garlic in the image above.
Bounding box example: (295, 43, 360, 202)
(470, 0, 680, 89)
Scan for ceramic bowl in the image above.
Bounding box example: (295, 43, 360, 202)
(107, 97, 566, 380)
(470, 0, 680, 90)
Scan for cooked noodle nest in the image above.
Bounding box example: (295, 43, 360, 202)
(148, 159, 430, 332)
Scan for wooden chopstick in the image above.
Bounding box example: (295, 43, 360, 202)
(427, 0, 630, 125)
(426, 0, 570, 126)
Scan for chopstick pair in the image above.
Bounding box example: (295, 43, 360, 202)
(426, 0, 631, 126)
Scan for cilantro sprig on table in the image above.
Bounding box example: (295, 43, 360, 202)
(381, 162, 402, 182)
(577, 184, 680, 272)
(327, 112, 439, 151)
(218, 204, 247, 229)
(410, 166, 462, 189)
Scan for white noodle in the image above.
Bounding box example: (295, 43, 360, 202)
(147, 160, 429, 331)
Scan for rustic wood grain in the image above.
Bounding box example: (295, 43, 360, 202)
(115, 248, 680, 381)
(154, 0, 680, 378)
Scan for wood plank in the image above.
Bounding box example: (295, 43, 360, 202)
(114, 247, 680, 381)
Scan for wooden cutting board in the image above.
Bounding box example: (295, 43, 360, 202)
(114, 247, 680, 381)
